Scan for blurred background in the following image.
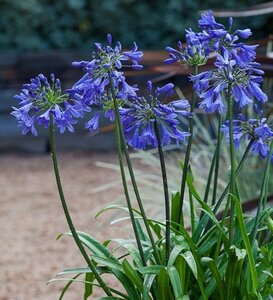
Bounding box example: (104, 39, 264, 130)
(1, 0, 273, 152)
(1, 1, 273, 299)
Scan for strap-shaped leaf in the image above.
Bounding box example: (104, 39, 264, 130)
(143, 274, 157, 300)
(157, 268, 172, 300)
(122, 259, 143, 291)
(168, 245, 187, 268)
(84, 272, 94, 299)
(168, 266, 183, 299)
(201, 257, 224, 300)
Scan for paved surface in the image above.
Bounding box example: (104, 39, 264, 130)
(0, 152, 137, 300)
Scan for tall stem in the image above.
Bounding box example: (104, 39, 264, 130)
(49, 115, 112, 297)
(108, 76, 146, 265)
(154, 121, 171, 264)
(213, 139, 253, 215)
(113, 118, 146, 265)
(108, 76, 161, 264)
(193, 140, 253, 241)
(212, 115, 222, 206)
(200, 116, 222, 220)
(177, 65, 198, 226)
(227, 84, 236, 241)
(122, 146, 161, 264)
(250, 141, 273, 245)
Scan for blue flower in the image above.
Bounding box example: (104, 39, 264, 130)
(222, 117, 273, 159)
(165, 10, 257, 70)
(119, 82, 190, 149)
(165, 30, 210, 66)
(69, 35, 142, 132)
(198, 10, 225, 30)
(197, 11, 257, 66)
(191, 50, 267, 114)
(11, 74, 85, 135)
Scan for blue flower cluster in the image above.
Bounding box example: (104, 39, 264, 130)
(68, 34, 142, 132)
(222, 116, 273, 159)
(166, 10, 267, 114)
(12, 34, 191, 149)
(192, 50, 267, 114)
(120, 81, 190, 149)
(11, 74, 87, 135)
(165, 29, 210, 67)
(11, 13, 273, 161)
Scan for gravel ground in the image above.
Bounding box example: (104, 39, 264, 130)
(0, 152, 139, 300)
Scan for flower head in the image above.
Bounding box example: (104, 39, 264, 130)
(191, 50, 267, 114)
(222, 117, 273, 159)
(165, 30, 210, 66)
(69, 35, 142, 132)
(120, 81, 190, 149)
(11, 74, 86, 135)
(166, 11, 257, 69)
(197, 10, 257, 66)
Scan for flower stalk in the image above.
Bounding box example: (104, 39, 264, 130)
(154, 121, 171, 264)
(109, 76, 146, 265)
(177, 64, 198, 226)
(49, 115, 112, 297)
(227, 83, 236, 241)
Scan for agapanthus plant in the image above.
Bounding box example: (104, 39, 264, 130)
(11, 11, 273, 300)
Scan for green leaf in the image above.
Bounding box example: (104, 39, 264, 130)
(174, 255, 187, 294)
(180, 251, 197, 278)
(157, 268, 172, 300)
(233, 196, 258, 294)
(168, 245, 187, 268)
(95, 205, 128, 219)
(57, 267, 91, 276)
(112, 239, 143, 267)
(143, 274, 157, 300)
(168, 266, 183, 299)
(179, 160, 229, 249)
(84, 272, 94, 299)
(201, 257, 225, 300)
(111, 270, 141, 300)
(63, 231, 116, 261)
(91, 255, 123, 272)
(171, 191, 180, 225)
(138, 265, 165, 275)
(122, 259, 143, 291)
(179, 252, 208, 299)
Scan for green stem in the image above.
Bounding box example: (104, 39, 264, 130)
(203, 149, 217, 204)
(113, 118, 146, 265)
(107, 79, 160, 264)
(213, 139, 253, 215)
(122, 147, 161, 264)
(189, 189, 195, 234)
(193, 140, 253, 241)
(227, 84, 236, 241)
(154, 121, 171, 264)
(250, 141, 273, 245)
(177, 64, 198, 226)
(109, 77, 146, 266)
(212, 115, 222, 206)
(49, 116, 112, 297)
(200, 116, 223, 220)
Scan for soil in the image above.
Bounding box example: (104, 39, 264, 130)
(0, 152, 139, 300)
